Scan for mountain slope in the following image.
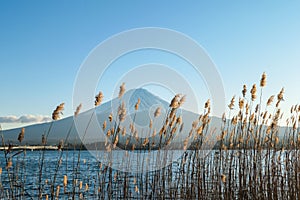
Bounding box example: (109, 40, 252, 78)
(1, 89, 185, 145)
(1, 88, 289, 148)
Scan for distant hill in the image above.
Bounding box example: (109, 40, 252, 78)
(1, 89, 219, 146)
(0, 88, 289, 149)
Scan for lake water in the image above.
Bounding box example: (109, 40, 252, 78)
(0, 149, 191, 199)
(0, 150, 105, 199)
(0, 149, 292, 199)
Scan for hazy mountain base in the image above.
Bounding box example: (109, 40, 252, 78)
(1, 89, 288, 149)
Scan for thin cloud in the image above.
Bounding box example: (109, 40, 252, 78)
(0, 115, 51, 123)
(0, 116, 19, 123)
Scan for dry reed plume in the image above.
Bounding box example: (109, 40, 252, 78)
(2, 72, 300, 199)
(17, 128, 25, 143)
(52, 103, 65, 120)
(95, 92, 104, 106)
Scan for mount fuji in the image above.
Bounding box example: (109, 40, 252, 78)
(1, 89, 221, 146)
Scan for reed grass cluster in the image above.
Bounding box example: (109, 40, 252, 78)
(1, 73, 300, 199)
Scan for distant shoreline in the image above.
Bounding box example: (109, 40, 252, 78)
(0, 145, 59, 151)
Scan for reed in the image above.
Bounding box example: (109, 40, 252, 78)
(2, 73, 300, 199)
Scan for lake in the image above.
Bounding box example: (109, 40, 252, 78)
(0, 149, 296, 199)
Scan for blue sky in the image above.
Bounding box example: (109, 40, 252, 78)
(1, 1, 300, 129)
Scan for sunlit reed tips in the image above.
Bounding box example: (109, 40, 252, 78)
(118, 83, 126, 99)
(74, 103, 82, 117)
(95, 91, 104, 106)
(52, 103, 65, 120)
(260, 72, 267, 87)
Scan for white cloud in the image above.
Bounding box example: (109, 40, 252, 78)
(0, 115, 51, 123)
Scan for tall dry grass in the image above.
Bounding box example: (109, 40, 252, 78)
(1, 73, 300, 199)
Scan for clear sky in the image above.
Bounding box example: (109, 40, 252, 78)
(1, 1, 300, 130)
